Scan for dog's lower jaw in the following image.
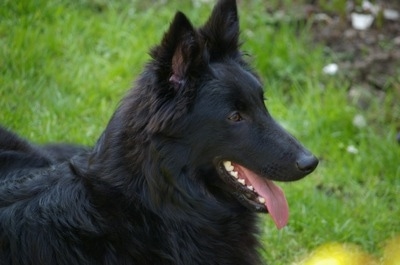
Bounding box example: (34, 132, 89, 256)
(218, 167, 267, 211)
(216, 160, 289, 229)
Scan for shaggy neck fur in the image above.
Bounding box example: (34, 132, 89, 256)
(71, 86, 261, 264)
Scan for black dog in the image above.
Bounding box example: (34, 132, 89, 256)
(0, 126, 87, 176)
(0, 1, 318, 264)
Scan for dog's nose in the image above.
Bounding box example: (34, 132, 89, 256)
(296, 154, 319, 173)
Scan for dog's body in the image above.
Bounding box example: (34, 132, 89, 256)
(0, 1, 318, 264)
(0, 127, 86, 176)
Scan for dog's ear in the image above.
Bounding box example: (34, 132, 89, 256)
(200, 0, 240, 60)
(151, 12, 202, 92)
(147, 12, 203, 133)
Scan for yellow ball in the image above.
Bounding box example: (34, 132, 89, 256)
(382, 235, 400, 265)
(301, 243, 377, 265)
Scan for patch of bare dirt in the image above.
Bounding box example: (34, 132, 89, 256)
(311, 1, 400, 142)
(267, 1, 400, 143)
(311, 1, 400, 90)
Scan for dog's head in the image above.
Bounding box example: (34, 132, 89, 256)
(129, 0, 318, 228)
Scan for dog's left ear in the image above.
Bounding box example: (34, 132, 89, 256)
(200, 0, 240, 60)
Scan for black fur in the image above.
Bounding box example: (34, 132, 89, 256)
(0, 1, 318, 264)
(0, 126, 86, 176)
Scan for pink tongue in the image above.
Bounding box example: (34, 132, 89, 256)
(240, 166, 289, 229)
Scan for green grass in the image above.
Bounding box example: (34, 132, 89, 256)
(1, 0, 399, 264)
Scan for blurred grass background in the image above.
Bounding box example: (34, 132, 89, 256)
(1, 0, 399, 264)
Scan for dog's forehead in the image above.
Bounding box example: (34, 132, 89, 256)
(208, 62, 263, 96)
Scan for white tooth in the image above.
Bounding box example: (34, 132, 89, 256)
(223, 161, 234, 172)
(258, 197, 266, 204)
(247, 185, 254, 191)
(230, 171, 238, 178)
(223, 161, 231, 169)
(238, 178, 245, 185)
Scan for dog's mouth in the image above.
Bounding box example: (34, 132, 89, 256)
(217, 160, 289, 229)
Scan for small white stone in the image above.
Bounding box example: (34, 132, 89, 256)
(351, 13, 374, 30)
(346, 145, 359, 154)
(353, 114, 367, 128)
(362, 0, 380, 15)
(384, 9, 399, 21)
(322, 63, 338, 75)
(393, 36, 400, 46)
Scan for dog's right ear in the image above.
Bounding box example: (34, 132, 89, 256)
(151, 12, 202, 92)
(147, 12, 203, 133)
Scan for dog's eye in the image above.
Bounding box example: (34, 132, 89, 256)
(228, 112, 242, 122)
